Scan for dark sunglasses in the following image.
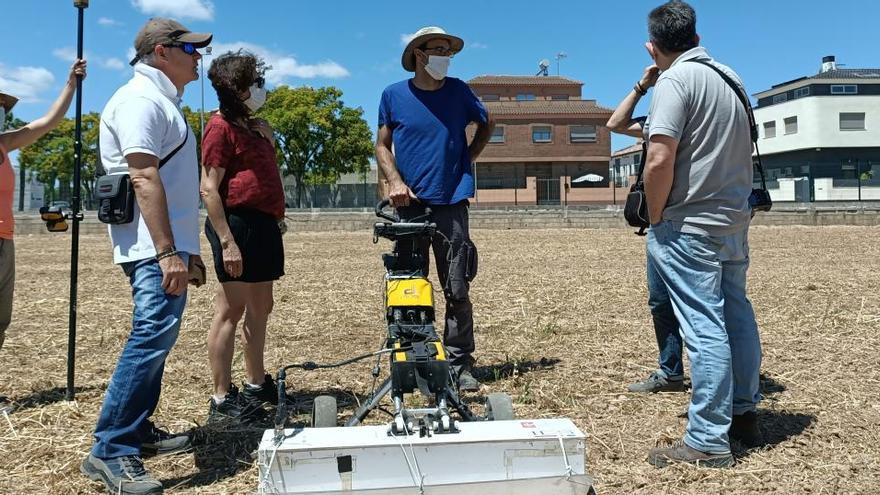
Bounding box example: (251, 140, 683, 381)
(164, 42, 198, 55)
(254, 76, 266, 88)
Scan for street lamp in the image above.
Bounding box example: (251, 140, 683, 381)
(199, 46, 212, 144)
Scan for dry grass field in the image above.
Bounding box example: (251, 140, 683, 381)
(1, 225, 879, 494)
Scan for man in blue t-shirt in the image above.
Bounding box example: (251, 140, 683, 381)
(376, 26, 494, 391)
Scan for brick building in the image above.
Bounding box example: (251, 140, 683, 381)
(467, 75, 614, 205)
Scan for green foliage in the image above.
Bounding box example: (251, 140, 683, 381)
(181, 105, 211, 163)
(257, 85, 373, 207)
(17, 112, 100, 206)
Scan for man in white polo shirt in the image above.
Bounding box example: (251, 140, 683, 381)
(81, 18, 211, 495)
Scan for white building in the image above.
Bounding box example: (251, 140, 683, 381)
(609, 141, 643, 187)
(752, 56, 880, 201)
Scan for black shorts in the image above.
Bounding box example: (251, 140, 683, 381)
(205, 208, 285, 283)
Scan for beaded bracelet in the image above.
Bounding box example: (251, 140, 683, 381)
(155, 247, 178, 261)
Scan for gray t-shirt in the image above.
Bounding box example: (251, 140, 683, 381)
(645, 47, 753, 236)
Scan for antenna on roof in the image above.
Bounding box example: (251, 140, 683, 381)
(555, 52, 567, 76)
(536, 59, 550, 76)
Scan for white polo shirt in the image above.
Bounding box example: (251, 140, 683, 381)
(99, 63, 200, 264)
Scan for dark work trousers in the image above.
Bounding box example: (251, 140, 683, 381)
(397, 201, 478, 370)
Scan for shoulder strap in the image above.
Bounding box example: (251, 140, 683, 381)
(635, 141, 648, 183)
(158, 121, 189, 169)
(686, 59, 768, 190)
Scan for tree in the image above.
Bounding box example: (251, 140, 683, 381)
(181, 105, 211, 164)
(5, 112, 30, 211)
(257, 86, 373, 208)
(17, 112, 100, 207)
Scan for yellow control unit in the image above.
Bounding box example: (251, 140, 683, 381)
(386, 278, 434, 308)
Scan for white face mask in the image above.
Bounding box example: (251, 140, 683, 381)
(243, 84, 267, 112)
(424, 55, 450, 81)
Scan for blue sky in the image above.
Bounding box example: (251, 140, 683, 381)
(1, 0, 875, 154)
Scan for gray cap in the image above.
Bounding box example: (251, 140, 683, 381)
(130, 18, 212, 65)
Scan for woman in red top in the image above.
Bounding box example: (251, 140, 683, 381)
(201, 51, 286, 422)
(0, 60, 86, 404)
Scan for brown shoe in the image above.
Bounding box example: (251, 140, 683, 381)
(730, 411, 764, 449)
(647, 440, 734, 468)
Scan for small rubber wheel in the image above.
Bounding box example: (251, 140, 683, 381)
(311, 395, 338, 428)
(485, 392, 514, 421)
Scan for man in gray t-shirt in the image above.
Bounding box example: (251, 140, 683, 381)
(639, 1, 763, 469)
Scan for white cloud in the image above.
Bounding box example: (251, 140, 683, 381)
(130, 0, 215, 21)
(210, 42, 350, 83)
(52, 47, 79, 62)
(0, 64, 55, 103)
(98, 17, 122, 27)
(400, 32, 418, 47)
(470, 42, 488, 49)
(53, 46, 128, 72)
(102, 58, 126, 70)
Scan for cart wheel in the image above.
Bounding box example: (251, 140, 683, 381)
(312, 395, 338, 428)
(485, 392, 514, 421)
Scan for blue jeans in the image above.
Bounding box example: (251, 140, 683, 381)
(646, 252, 683, 380)
(91, 255, 188, 459)
(647, 221, 761, 454)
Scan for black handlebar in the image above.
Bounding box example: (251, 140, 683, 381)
(375, 198, 432, 223)
(375, 199, 398, 222)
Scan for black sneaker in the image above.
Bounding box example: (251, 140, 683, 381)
(81, 453, 163, 495)
(627, 371, 686, 393)
(207, 384, 265, 425)
(730, 410, 764, 449)
(140, 420, 191, 457)
(241, 374, 279, 407)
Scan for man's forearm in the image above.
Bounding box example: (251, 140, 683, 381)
(376, 145, 404, 186)
(644, 160, 673, 224)
(130, 168, 176, 252)
(607, 90, 642, 134)
(468, 119, 494, 161)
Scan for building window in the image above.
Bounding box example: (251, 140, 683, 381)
(763, 121, 776, 138)
(784, 116, 798, 135)
(831, 85, 858, 95)
(550, 94, 570, 100)
(772, 93, 788, 104)
(516, 93, 536, 101)
(840, 112, 866, 131)
(569, 125, 597, 143)
(632, 153, 641, 164)
(793, 87, 810, 98)
(489, 125, 504, 143)
(481, 94, 499, 102)
(532, 125, 552, 143)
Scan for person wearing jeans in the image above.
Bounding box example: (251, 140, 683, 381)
(647, 222, 761, 458)
(638, 253, 686, 391)
(637, 1, 763, 467)
(606, 69, 687, 395)
(82, 18, 212, 495)
(91, 254, 190, 459)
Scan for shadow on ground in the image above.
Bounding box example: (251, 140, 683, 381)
(6, 385, 104, 413)
(475, 357, 561, 384)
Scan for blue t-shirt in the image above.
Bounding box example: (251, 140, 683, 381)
(378, 77, 488, 205)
